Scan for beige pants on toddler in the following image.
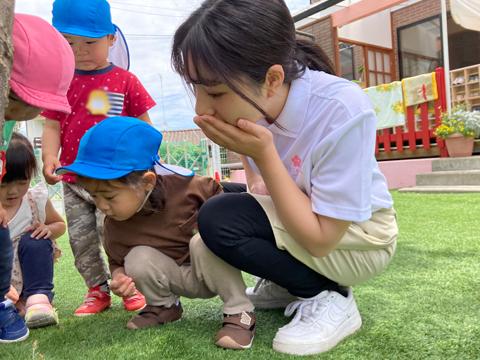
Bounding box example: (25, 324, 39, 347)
(124, 234, 254, 315)
(250, 194, 398, 286)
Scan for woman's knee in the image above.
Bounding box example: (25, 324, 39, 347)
(198, 194, 235, 249)
(199, 193, 269, 254)
(198, 193, 231, 230)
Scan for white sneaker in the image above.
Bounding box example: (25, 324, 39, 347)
(246, 278, 298, 309)
(272, 287, 362, 355)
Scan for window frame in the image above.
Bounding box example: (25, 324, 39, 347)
(397, 14, 443, 80)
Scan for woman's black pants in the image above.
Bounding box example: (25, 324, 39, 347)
(198, 182, 341, 298)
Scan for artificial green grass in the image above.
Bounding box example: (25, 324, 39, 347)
(1, 191, 480, 359)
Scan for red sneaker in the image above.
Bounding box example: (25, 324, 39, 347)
(74, 286, 112, 317)
(123, 291, 146, 312)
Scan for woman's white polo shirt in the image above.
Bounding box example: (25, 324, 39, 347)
(248, 68, 393, 223)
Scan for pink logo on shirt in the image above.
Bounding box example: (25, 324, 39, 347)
(292, 155, 302, 167)
(289, 155, 304, 178)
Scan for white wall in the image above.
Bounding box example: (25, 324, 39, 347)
(337, 9, 393, 49)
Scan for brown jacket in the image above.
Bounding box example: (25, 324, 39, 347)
(104, 174, 223, 273)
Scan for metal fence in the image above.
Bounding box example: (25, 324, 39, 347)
(161, 140, 243, 181)
(159, 139, 208, 176)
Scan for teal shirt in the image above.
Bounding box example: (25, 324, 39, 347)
(1, 121, 16, 151)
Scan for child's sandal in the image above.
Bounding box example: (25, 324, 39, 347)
(215, 311, 256, 350)
(126, 302, 183, 329)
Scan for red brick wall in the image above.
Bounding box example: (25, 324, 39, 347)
(298, 17, 336, 68)
(392, 0, 449, 80)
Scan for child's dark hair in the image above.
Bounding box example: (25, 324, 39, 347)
(77, 169, 166, 214)
(3, 132, 38, 184)
(172, 0, 335, 124)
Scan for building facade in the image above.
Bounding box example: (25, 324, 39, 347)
(296, 0, 479, 87)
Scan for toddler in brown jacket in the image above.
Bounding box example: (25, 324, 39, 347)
(57, 117, 256, 350)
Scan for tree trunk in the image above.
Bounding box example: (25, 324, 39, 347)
(0, 0, 15, 136)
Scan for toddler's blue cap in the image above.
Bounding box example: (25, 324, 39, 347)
(52, 0, 116, 38)
(56, 117, 194, 180)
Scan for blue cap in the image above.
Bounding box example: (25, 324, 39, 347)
(52, 0, 116, 38)
(56, 117, 194, 180)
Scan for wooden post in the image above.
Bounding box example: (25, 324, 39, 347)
(420, 103, 430, 149)
(0, 0, 15, 136)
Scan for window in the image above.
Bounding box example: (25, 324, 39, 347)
(398, 15, 442, 79)
(339, 43, 355, 81)
(366, 47, 393, 86)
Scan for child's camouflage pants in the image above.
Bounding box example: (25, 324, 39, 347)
(63, 182, 110, 288)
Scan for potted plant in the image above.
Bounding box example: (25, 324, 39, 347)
(434, 103, 480, 157)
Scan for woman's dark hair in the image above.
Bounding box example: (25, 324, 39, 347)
(3, 132, 38, 184)
(77, 169, 165, 214)
(172, 0, 335, 124)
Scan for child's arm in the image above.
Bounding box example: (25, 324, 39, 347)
(136, 111, 153, 126)
(43, 198, 66, 239)
(42, 119, 63, 185)
(5, 285, 18, 304)
(110, 267, 136, 298)
(25, 199, 66, 240)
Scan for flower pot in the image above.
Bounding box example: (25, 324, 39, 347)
(445, 133, 474, 157)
